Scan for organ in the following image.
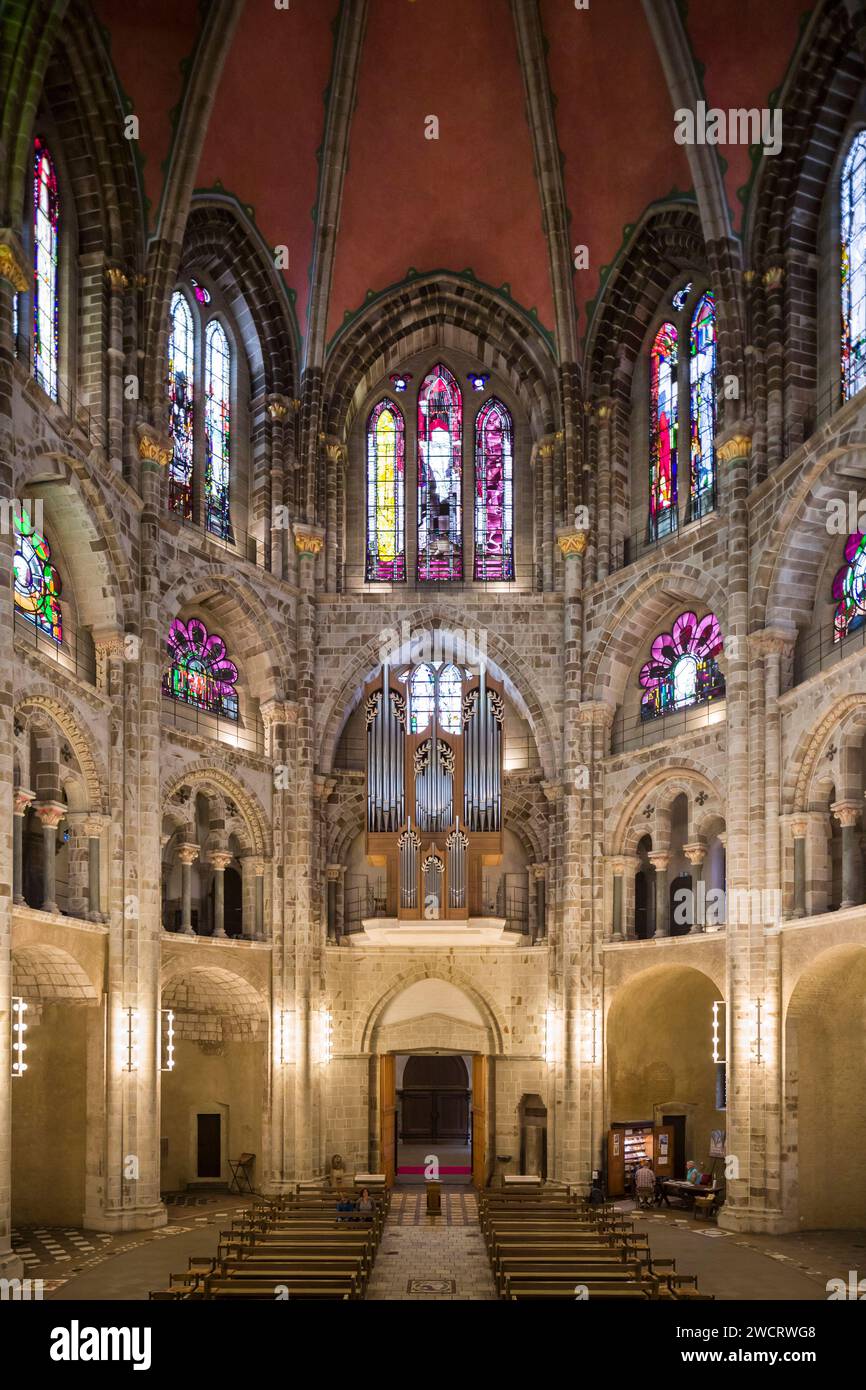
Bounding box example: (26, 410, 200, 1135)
(364, 660, 503, 919)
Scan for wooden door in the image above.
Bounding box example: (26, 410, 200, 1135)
(653, 1124, 675, 1180)
(471, 1055, 487, 1189)
(197, 1113, 221, 1177)
(379, 1054, 396, 1186)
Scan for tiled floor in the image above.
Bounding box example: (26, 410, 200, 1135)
(366, 1188, 496, 1300)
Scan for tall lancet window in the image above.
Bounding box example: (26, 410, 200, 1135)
(168, 292, 195, 519)
(205, 319, 232, 539)
(417, 363, 463, 581)
(842, 131, 866, 401)
(366, 399, 405, 581)
(474, 397, 514, 580)
(689, 292, 716, 518)
(32, 138, 59, 400)
(649, 322, 678, 537)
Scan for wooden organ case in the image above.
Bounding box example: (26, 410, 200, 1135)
(364, 663, 504, 920)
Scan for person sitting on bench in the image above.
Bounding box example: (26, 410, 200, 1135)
(634, 1159, 656, 1210)
(685, 1159, 702, 1185)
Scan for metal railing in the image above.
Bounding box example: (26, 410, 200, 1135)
(172, 511, 268, 571)
(793, 620, 866, 685)
(20, 361, 108, 452)
(160, 695, 265, 755)
(14, 611, 97, 685)
(611, 691, 727, 754)
(340, 560, 537, 594)
(610, 490, 716, 574)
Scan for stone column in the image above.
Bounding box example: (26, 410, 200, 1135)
(595, 401, 613, 580)
(321, 437, 347, 592)
(267, 395, 291, 578)
(791, 817, 808, 919)
(176, 843, 199, 935)
(105, 267, 128, 469)
(83, 814, 108, 922)
(647, 851, 670, 937)
(325, 864, 341, 942)
(246, 856, 266, 941)
(683, 841, 707, 934)
(12, 788, 35, 905)
(531, 863, 547, 942)
(763, 268, 785, 474)
(209, 850, 232, 938)
(831, 800, 862, 909)
(35, 801, 65, 913)
(608, 857, 625, 941)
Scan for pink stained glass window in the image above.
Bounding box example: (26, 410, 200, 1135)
(639, 611, 724, 720)
(649, 322, 678, 537)
(33, 138, 59, 400)
(832, 531, 866, 640)
(168, 291, 194, 520)
(366, 398, 406, 582)
(205, 319, 232, 540)
(417, 363, 463, 581)
(474, 397, 514, 581)
(163, 616, 239, 720)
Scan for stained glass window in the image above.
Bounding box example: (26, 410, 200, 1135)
(832, 531, 866, 640)
(689, 292, 716, 518)
(33, 138, 59, 400)
(13, 505, 62, 642)
(639, 611, 724, 720)
(418, 364, 463, 581)
(366, 399, 405, 582)
(649, 323, 678, 537)
(842, 131, 866, 401)
(163, 617, 239, 719)
(205, 319, 232, 539)
(168, 292, 194, 520)
(474, 397, 514, 581)
(410, 663, 436, 733)
(672, 281, 692, 312)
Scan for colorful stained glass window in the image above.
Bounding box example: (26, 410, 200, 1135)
(205, 319, 232, 539)
(649, 322, 678, 537)
(417, 364, 463, 581)
(168, 291, 194, 520)
(474, 397, 514, 581)
(410, 663, 436, 733)
(366, 399, 405, 582)
(842, 131, 866, 401)
(163, 617, 238, 719)
(689, 292, 716, 517)
(639, 611, 724, 720)
(33, 138, 59, 400)
(832, 531, 866, 640)
(13, 506, 62, 642)
(672, 281, 693, 312)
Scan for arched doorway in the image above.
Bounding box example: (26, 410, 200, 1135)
(606, 964, 723, 1190)
(367, 977, 499, 1189)
(785, 945, 866, 1229)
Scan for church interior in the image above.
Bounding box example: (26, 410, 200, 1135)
(1, 0, 866, 1312)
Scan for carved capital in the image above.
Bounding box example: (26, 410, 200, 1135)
(0, 234, 28, 292)
(319, 434, 348, 468)
(541, 780, 563, 804)
(34, 800, 66, 830)
(207, 850, 233, 873)
(683, 840, 708, 867)
(267, 394, 291, 422)
(293, 523, 325, 556)
(749, 625, 797, 659)
(246, 855, 267, 876)
(832, 799, 862, 829)
(137, 424, 172, 468)
(762, 266, 785, 291)
(578, 700, 615, 730)
(260, 699, 298, 730)
(647, 851, 671, 872)
(790, 816, 809, 840)
(315, 774, 338, 803)
(717, 433, 753, 466)
(556, 527, 589, 558)
(82, 814, 110, 839)
(176, 842, 200, 867)
(13, 787, 36, 817)
(105, 266, 129, 293)
(326, 863, 344, 882)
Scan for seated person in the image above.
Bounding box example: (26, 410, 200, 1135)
(685, 1159, 703, 1185)
(634, 1159, 657, 1209)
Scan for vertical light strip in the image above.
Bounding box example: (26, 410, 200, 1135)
(11, 997, 28, 1078)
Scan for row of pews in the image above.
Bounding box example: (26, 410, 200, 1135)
(479, 1187, 714, 1301)
(150, 1189, 390, 1301)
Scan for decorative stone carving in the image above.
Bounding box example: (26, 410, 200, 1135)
(0, 236, 28, 292)
(556, 527, 589, 557)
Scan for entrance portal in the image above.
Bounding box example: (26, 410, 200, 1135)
(395, 1053, 473, 1183)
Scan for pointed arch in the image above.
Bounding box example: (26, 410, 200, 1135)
(365, 398, 405, 582)
(689, 290, 716, 517)
(204, 317, 232, 539)
(474, 396, 514, 581)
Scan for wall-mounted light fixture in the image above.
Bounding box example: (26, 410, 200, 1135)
(159, 1008, 175, 1073)
(122, 1008, 139, 1072)
(751, 998, 764, 1066)
(711, 1000, 727, 1064)
(11, 997, 28, 1078)
(586, 1008, 602, 1065)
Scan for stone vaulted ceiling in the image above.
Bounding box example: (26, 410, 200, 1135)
(91, 0, 812, 357)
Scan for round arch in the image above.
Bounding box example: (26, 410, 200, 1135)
(361, 970, 506, 1057)
(161, 764, 271, 860)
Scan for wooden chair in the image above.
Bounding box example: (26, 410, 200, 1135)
(228, 1152, 255, 1194)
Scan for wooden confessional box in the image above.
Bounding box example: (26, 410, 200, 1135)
(364, 664, 504, 920)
